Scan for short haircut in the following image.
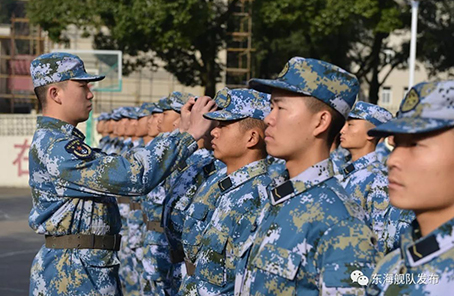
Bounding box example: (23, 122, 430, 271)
(238, 117, 268, 154)
(239, 117, 267, 134)
(303, 96, 345, 148)
(33, 81, 67, 110)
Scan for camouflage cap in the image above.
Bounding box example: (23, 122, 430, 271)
(369, 80, 454, 137)
(348, 102, 392, 127)
(118, 107, 138, 119)
(204, 88, 271, 121)
(138, 102, 162, 116)
(169, 91, 194, 112)
(30, 52, 105, 88)
(248, 57, 359, 118)
(111, 108, 122, 121)
(155, 97, 172, 112)
(96, 112, 110, 121)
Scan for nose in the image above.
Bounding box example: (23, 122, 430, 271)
(340, 123, 348, 134)
(264, 109, 275, 126)
(211, 126, 219, 138)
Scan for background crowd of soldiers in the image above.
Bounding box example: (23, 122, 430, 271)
(93, 83, 405, 295)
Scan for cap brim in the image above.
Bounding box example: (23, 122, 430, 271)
(368, 117, 454, 137)
(203, 110, 247, 121)
(248, 78, 311, 96)
(71, 73, 105, 82)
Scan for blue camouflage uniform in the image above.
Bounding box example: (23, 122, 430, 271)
(140, 92, 194, 295)
(235, 57, 380, 295)
(97, 112, 110, 150)
(366, 80, 454, 295)
(28, 52, 199, 296)
(330, 146, 351, 175)
(180, 88, 272, 295)
(375, 140, 392, 166)
(179, 164, 228, 292)
(338, 102, 414, 254)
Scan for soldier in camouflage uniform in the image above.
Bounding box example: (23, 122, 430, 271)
(96, 112, 110, 150)
(162, 88, 231, 267)
(338, 102, 414, 254)
(236, 57, 380, 295)
(375, 137, 393, 165)
(365, 80, 454, 296)
(180, 88, 273, 295)
(28, 52, 217, 296)
(141, 92, 197, 295)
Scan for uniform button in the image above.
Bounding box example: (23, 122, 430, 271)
(399, 266, 407, 274)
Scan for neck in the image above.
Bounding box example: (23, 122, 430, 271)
(225, 153, 264, 175)
(415, 206, 454, 237)
(144, 136, 154, 144)
(286, 141, 329, 178)
(42, 110, 77, 127)
(349, 145, 375, 162)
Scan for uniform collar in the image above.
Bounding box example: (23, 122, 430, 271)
(270, 158, 333, 205)
(341, 151, 378, 178)
(36, 116, 85, 140)
(133, 137, 144, 147)
(218, 159, 268, 193)
(402, 217, 454, 267)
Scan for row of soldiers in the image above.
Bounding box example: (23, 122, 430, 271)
(28, 52, 454, 296)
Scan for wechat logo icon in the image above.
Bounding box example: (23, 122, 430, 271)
(351, 270, 369, 286)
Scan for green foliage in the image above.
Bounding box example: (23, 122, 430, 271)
(417, 0, 454, 76)
(27, 0, 237, 95)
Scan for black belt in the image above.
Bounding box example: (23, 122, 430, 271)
(45, 234, 121, 251)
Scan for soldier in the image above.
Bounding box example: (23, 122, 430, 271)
(375, 137, 393, 165)
(27, 52, 216, 296)
(96, 112, 110, 149)
(122, 102, 161, 296)
(141, 92, 195, 295)
(365, 80, 454, 295)
(236, 57, 380, 295)
(162, 88, 230, 268)
(180, 88, 272, 295)
(338, 101, 413, 254)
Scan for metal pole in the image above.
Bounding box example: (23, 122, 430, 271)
(408, 1, 419, 88)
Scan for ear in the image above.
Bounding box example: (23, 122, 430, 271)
(47, 85, 63, 104)
(245, 128, 260, 148)
(313, 110, 331, 137)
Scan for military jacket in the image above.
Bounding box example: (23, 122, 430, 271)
(366, 218, 454, 296)
(237, 159, 380, 296)
(98, 135, 110, 150)
(28, 116, 197, 295)
(182, 165, 228, 262)
(375, 141, 392, 166)
(162, 149, 216, 253)
(338, 152, 414, 254)
(192, 159, 271, 295)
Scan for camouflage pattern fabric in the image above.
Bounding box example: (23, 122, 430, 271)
(366, 218, 454, 296)
(236, 159, 380, 296)
(338, 152, 414, 255)
(30, 52, 104, 87)
(248, 57, 359, 118)
(188, 159, 272, 295)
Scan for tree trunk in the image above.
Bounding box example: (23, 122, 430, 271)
(204, 56, 217, 97)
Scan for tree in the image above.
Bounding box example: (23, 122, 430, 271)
(27, 0, 240, 96)
(417, 0, 454, 78)
(252, 0, 411, 104)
